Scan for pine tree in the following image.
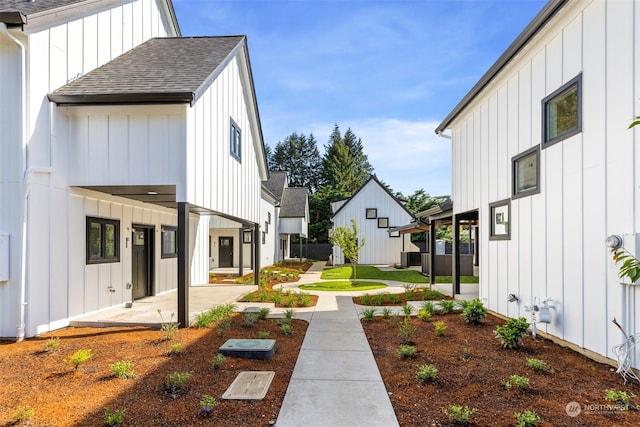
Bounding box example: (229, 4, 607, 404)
(322, 124, 372, 194)
(268, 132, 322, 193)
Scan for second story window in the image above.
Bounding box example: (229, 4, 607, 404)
(230, 119, 241, 161)
(543, 74, 582, 146)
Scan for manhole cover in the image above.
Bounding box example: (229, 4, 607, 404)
(222, 371, 275, 400)
(219, 339, 276, 359)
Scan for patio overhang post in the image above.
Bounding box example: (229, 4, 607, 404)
(299, 235, 303, 263)
(253, 223, 260, 288)
(177, 202, 190, 328)
(238, 228, 244, 277)
(429, 220, 436, 286)
(452, 215, 461, 296)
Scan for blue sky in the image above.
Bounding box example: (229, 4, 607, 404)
(173, 0, 547, 197)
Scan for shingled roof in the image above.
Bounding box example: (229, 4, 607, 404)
(280, 187, 308, 218)
(263, 171, 287, 201)
(48, 36, 244, 105)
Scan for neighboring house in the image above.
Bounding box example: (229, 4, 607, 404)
(331, 176, 417, 265)
(262, 171, 309, 262)
(0, 0, 269, 339)
(435, 0, 640, 368)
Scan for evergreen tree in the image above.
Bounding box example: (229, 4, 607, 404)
(322, 124, 372, 194)
(269, 132, 322, 193)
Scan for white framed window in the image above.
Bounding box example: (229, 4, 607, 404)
(543, 74, 581, 147)
(230, 118, 241, 161)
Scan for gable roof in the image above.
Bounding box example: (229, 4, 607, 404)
(0, 0, 180, 34)
(263, 171, 287, 201)
(48, 36, 244, 105)
(331, 175, 414, 219)
(435, 0, 568, 134)
(280, 188, 308, 218)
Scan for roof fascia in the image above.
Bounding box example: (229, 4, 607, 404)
(48, 92, 194, 105)
(331, 175, 415, 219)
(435, 0, 568, 134)
(0, 11, 26, 26)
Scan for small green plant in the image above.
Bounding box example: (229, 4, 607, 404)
(396, 344, 417, 359)
(502, 374, 530, 391)
(216, 316, 233, 337)
(417, 308, 431, 322)
(167, 342, 182, 356)
(415, 364, 438, 383)
(199, 394, 217, 417)
(401, 303, 414, 316)
(434, 320, 447, 337)
(494, 317, 530, 349)
(272, 292, 283, 306)
(397, 317, 417, 345)
(360, 294, 372, 305)
(456, 299, 471, 310)
(283, 309, 294, 322)
(256, 330, 270, 339)
(298, 292, 312, 307)
(42, 337, 60, 353)
(373, 293, 386, 305)
(164, 371, 191, 395)
(280, 323, 293, 336)
(421, 301, 435, 314)
(361, 307, 377, 321)
(438, 299, 455, 314)
(526, 358, 551, 373)
(11, 405, 35, 424)
(381, 307, 394, 319)
(403, 283, 416, 298)
(605, 389, 637, 410)
(158, 310, 179, 340)
(388, 294, 400, 304)
(257, 307, 270, 320)
(65, 349, 93, 370)
(104, 407, 126, 426)
(110, 360, 135, 379)
(243, 312, 259, 327)
(443, 404, 477, 424)
(461, 298, 487, 325)
(514, 409, 540, 427)
(210, 353, 225, 370)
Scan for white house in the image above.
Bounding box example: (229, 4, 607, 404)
(331, 176, 417, 265)
(0, 0, 270, 339)
(435, 0, 640, 368)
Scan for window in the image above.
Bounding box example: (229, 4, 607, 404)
(366, 208, 377, 219)
(489, 199, 510, 240)
(264, 221, 269, 233)
(389, 229, 400, 238)
(261, 231, 266, 244)
(377, 217, 389, 228)
(161, 226, 177, 258)
(243, 230, 252, 244)
(86, 217, 120, 264)
(268, 212, 271, 224)
(512, 146, 540, 198)
(543, 74, 581, 146)
(230, 118, 241, 160)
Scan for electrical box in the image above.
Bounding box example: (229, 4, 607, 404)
(0, 235, 8, 282)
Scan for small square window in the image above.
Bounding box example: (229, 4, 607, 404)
(261, 231, 266, 244)
(543, 74, 581, 146)
(265, 221, 269, 233)
(489, 199, 510, 240)
(161, 226, 177, 258)
(389, 230, 400, 238)
(230, 118, 241, 161)
(377, 217, 389, 228)
(512, 146, 540, 199)
(243, 230, 252, 244)
(86, 217, 120, 264)
(366, 208, 377, 219)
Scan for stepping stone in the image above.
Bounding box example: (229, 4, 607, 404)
(219, 338, 276, 359)
(222, 371, 275, 400)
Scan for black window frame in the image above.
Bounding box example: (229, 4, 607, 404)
(377, 217, 389, 228)
(243, 230, 253, 244)
(542, 74, 582, 147)
(230, 118, 242, 161)
(366, 208, 377, 219)
(261, 231, 266, 244)
(389, 229, 400, 238)
(86, 216, 120, 264)
(489, 199, 511, 241)
(161, 225, 178, 259)
(512, 145, 540, 199)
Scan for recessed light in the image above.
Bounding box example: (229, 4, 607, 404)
(147, 191, 158, 195)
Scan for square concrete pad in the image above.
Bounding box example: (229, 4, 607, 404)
(219, 338, 276, 359)
(222, 371, 275, 400)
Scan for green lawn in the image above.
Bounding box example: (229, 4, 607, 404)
(298, 281, 387, 291)
(321, 265, 429, 283)
(434, 275, 479, 284)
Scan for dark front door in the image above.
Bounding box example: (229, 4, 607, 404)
(219, 236, 233, 268)
(132, 226, 153, 300)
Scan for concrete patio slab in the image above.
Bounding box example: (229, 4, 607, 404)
(290, 349, 381, 382)
(301, 331, 371, 351)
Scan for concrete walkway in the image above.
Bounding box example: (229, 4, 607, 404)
(275, 262, 399, 427)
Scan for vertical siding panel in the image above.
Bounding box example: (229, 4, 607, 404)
(50, 188, 68, 323)
(496, 86, 509, 198)
(83, 14, 98, 72)
(110, 6, 123, 58)
(129, 114, 149, 184)
(121, 205, 133, 301)
(88, 116, 109, 183)
(132, 0, 143, 47)
(108, 115, 128, 184)
(68, 194, 84, 317)
(84, 198, 99, 312)
(203, 91, 212, 208)
(148, 115, 169, 183)
(562, 14, 582, 81)
(67, 20, 83, 80)
(122, 2, 133, 53)
(518, 64, 532, 152)
(97, 10, 111, 67)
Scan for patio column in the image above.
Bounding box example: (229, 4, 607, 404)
(177, 202, 190, 328)
(238, 228, 244, 277)
(452, 215, 461, 296)
(253, 223, 260, 287)
(429, 221, 436, 286)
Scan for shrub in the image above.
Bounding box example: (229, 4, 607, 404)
(42, 337, 60, 353)
(396, 344, 417, 359)
(158, 310, 179, 339)
(256, 330, 270, 339)
(420, 289, 446, 300)
(11, 405, 35, 424)
(401, 304, 414, 316)
(502, 374, 530, 391)
(388, 294, 400, 304)
(168, 343, 182, 356)
(403, 283, 416, 299)
(360, 294, 372, 305)
(605, 389, 637, 410)
(280, 323, 293, 336)
(443, 405, 477, 425)
(438, 299, 455, 314)
(216, 317, 233, 337)
(373, 293, 387, 305)
(434, 320, 447, 337)
(461, 298, 487, 325)
(104, 407, 126, 426)
(210, 353, 225, 370)
(456, 299, 471, 310)
(417, 308, 431, 322)
(283, 309, 294, 322)
(514, 409, 540, 427)
(397, 317, 417, 345)
(381, 307, 394, 320)
(199, 394, 217, 416)
(65, 349, 93, 369)
(421, 301, 435, 314)
(415, 364, 438, 383)
(526, 358, 551, 373)
(243, 312, 259, 327)
(257, 307, 270, 320)
(360, 307, 377, 321)
(298, 293, 312, 307)
(110, 360, 135, 379)
(164, 372, 191, 395)
(494, 317, 530, 349)
(272, 293, 283, 306)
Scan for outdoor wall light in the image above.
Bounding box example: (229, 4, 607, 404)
(507, 292, 519, 302)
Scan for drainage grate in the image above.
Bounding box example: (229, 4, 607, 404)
(222, 371, 275, 400)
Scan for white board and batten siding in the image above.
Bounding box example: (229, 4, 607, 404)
(332, 179, 417, 265)
(448, 0, 640, 366)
